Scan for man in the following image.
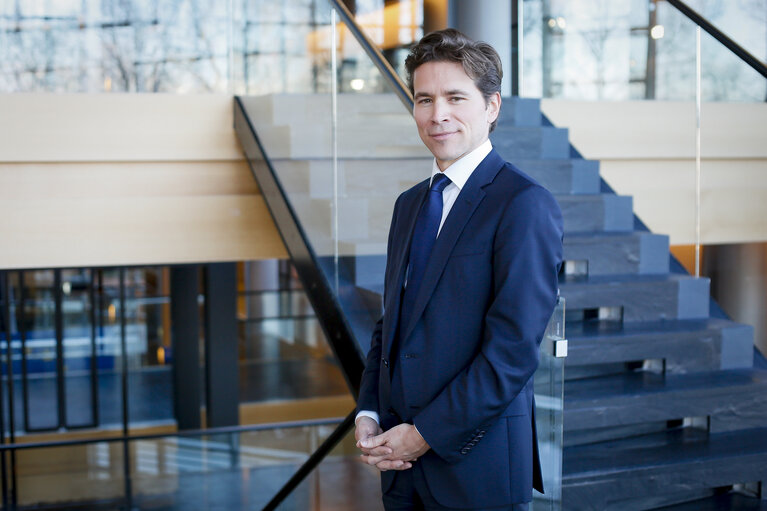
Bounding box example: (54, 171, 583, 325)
(355, 29, 563, 511)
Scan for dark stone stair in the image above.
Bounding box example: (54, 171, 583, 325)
(560, 274, 710, 322)
(564, 370, 767, 435)
(563, 428, 767, 511)
(565, 319, 754, 374)
(491, 125, 570, 159)
(564, 232, 669, 276)
(557, 194, 634, 233)
(514, 158, 601, 195)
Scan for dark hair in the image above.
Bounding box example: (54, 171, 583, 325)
(405, 28, 503, 132)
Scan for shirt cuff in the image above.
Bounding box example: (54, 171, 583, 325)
(355, 410, 380, 425)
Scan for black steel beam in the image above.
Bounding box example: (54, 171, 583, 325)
(170, 265, 202, 430)
(204, 263, 239, 428)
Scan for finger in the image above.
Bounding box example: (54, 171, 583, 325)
(359, 454, 391, 467)
(358, 444, 392, 456)
(375, 460, 412, 471)
(366, 445, 393, 456)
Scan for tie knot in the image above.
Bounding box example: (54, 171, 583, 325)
(430, 173, 451, 194)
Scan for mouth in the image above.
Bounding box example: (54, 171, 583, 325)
(430, 131, 457, 141)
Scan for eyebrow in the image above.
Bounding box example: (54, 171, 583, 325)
(414, 89, 471, 99)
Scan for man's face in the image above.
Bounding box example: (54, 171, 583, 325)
(412, 60, 500, 171)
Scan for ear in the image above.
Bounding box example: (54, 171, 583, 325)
(486, 92, 501, 124)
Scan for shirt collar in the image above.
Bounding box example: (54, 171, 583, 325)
(430, 139, 493, 191)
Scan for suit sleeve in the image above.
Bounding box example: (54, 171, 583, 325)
(356, 195, 402, 415)
(413, 184, 563, 464)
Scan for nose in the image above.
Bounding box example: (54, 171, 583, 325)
(430, 99, 450, 123)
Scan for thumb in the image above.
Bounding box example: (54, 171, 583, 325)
(360, 433, 388, 449)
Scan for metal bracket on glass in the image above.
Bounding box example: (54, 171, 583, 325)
(542, 296, 567, 358)
(553, 339, 568, 358)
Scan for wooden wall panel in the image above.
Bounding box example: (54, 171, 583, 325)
(542, 99, 767, 245)
(0, 94, 243, 162)
(0, 94, 286, 269)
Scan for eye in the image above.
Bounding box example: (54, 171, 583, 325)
(417, 98, 432, 105)
(450, 96, 465, 102)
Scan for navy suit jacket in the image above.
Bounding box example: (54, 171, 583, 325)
(357, 149, 564, 508)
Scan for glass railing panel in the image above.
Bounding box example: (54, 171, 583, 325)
(534, 297, 566, 511)
(521, 0, 700, 101)
(685, 0, 767, 62)
(14, 441, 127, 508)
(130, 424, 339, 509)
(6, 421, 342, 509)
(286, 428, 383, 510)
(698, 18, 767, 102)
(326, 16, 427, 355)
(520, 0, 765, 102)
(332, 0, 424, 86)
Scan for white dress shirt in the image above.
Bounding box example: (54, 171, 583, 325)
(356, 139, 494, 426)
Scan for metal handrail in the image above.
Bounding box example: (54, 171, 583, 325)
(0, 416, 346, 452)
(328, 0, 414, 111)
(666, 0, 767, 79)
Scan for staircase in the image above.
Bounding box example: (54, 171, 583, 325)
(234, 93, 767, 510)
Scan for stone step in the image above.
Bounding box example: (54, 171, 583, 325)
(329, 230, 671, 290)
(564, 369, 767, 434)
(288, 195, 395, 246)
(272, 158, 427, 199)
(253, 123, 429, 159)
(513, 158, 600, 195)
(556, 194, 634, 233)
(565, 318, 754, 373)
(243, 93, 543, 128)
(562, 427, 767, 511)
(240, 93, 412, 125)
(563, 232, 669, 276)
(288, 192, 637, 259)
(491, 125, 570, 159)
(260, 123, 573, 160)
(496, 96, 543, 127)
(559, 274, 710, 322)
(274, 156, 600, 199)
(652, 492, 767, 510)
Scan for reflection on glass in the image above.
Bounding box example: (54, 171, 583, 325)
(18, 270, 60, 430)
(0, 0, 231, 93)
(129, 424, 338, 510)
(289, 428, 383, 510)
(15, 442, 125, 508)
(534, 297, 565, 511)
(239, 260, 350, 406)
(521, 0, 765, 101)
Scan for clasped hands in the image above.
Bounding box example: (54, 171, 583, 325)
(355, 416, 430, 471)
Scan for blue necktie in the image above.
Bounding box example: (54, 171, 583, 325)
(399, 172, 451, 335)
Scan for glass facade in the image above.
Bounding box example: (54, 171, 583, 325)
(2, 0, 763, 101)
(520, 0, 766, 101)
(0, 261, 347, 436)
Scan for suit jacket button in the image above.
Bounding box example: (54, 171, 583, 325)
(382, 359, 389, 367)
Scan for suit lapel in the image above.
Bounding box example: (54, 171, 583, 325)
(400, 150, 506, 343)
(384, 180, 428, 356)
